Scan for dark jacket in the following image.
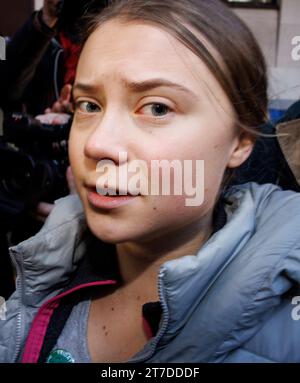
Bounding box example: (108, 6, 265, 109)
(276, 101, 300, 188)
(233, 100, 300, 192)
(0, 11, 64, 115)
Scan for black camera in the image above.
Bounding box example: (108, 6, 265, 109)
(0, 113, 71, 229)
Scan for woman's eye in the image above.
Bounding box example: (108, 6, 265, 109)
(76, 101, 101, 114)
(140, 103, 172, 118)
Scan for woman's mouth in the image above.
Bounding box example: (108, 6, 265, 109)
(86, 186, 139, 210)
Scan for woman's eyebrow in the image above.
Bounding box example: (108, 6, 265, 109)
(73, 83, 97, 96)
(122, 78, 199, 100)
(73, 78, 199, 100)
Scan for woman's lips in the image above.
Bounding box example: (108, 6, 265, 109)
(86, 187, 139, 210)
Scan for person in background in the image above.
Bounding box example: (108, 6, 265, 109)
(275, 100, 300, 189)
(0, 1, 94, 298)
(233, 100, 300, 192)
(0, 0, 106, 116)
(0, 1, 108, 222)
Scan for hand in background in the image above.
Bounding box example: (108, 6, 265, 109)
(34, 166, 77, 223)
(35, 112, 71, 125)
(34, 201, 55, 223)
(45, 84, 73, 114)
(33, 83, 74, 223)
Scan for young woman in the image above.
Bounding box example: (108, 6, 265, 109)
(1, 0, 300, 363)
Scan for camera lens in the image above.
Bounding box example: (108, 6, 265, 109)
(0, 149, 35, 198)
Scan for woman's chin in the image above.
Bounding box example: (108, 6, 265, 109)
(86, 219, 133, 244)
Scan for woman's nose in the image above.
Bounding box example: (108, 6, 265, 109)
(84, 112, 129, 165)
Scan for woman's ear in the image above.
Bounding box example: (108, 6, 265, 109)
(227, 133, 255, 169)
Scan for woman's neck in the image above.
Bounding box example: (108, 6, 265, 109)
(115, 212, 213, 303)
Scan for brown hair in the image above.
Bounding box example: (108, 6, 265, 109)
(83, 0, 269, 135)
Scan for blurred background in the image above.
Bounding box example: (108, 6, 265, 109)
(225, 0, 300, 121)
(1, 0, 299, 119)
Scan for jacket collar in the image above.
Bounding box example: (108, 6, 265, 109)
(151, 183, 300, 361)
(10, 194, 88, 307)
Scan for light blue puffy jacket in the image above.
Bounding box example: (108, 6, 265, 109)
(1, 182, 300, 363)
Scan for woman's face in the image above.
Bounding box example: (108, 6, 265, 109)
(69, 20, 252, 244)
